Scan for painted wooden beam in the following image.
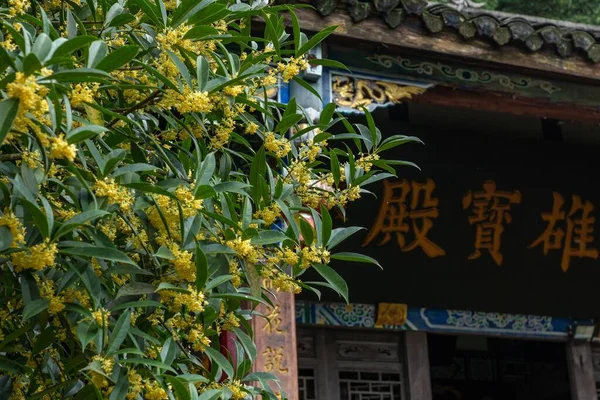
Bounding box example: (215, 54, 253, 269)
(290, 7, 600, 83)
(409, 85, 600, 123)
(566, 341, 597, 400)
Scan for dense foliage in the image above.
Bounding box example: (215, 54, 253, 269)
(0, 0, 416, 398)
(480, 0, 600, 25)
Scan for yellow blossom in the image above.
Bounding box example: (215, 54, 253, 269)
(264, 132, 290, 158)
(92, 308, 109, 326)
(50, 135, 77, 161)
(93, 177, 134, 211)
(0, 209, 25, 247)
(9, 0, 30, 15)
(144, 381, 168, 400)
(70, 83, 99, 107)
(11, 241, 57, 271)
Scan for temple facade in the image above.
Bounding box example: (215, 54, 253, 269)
(256, 1, 600, 399)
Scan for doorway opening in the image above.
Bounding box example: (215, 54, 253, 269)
(428, 334, 570, 400)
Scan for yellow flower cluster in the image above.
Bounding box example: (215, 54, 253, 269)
(277, 56, 310, 82)
(300, 138, 327, 163)
(253, 203, 281, 226)
(6, 72, 50, 139)
(187, 325, 211, 351)
(160, 286, 206, 313)
(8, 0, 30, 15)
(93, 177, 134, 211)
(264, 132, 291, 158)
(0, 209, 26, 247)
(50, 135, 77, 161)
(169, 243, 196, 282)
(148, 186, 203, 241)
(11, 241, 57, 271)
(92, 308, 109, 326)
(70, 83, 99, 107)
(245, 122, 259, 135)
(160, 87, 213, 114)
(92, 355, 114, 374)
(127, 369, 143, 400)
(300, 245, 331, 269)
(356, 153, 381, 172)
(144, 381, 168, 400)
(39, 280, 65, 314)
(222, 312, 240, 331)
(226, 237, 260, 264)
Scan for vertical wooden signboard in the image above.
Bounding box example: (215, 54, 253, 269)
(253, 288, 299, 400)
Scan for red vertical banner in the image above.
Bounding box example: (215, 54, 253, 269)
(252, 287, 298, 400)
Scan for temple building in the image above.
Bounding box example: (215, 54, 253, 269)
(254, 1, 600, 399)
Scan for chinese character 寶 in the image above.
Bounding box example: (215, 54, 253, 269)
(363, 179, 445, 258)
(463, 180, 521, 265)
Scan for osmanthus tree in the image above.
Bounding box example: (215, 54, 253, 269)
(0, 0, 417, 398)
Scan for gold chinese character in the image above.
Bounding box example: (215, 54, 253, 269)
(463, 181, 521, 265)
(263, 304, 285, 335)
(529, 192, 598, 272)
(363, 179, 445, 257)
(263, 346, 288, 373)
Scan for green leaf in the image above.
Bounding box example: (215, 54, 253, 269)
(109, 374, 129, 400)
(321, 205, 333, 247)
(22, 299, 50, 320)
(171, 0, 216, 27)
(116, 282, 156, 299)
(132, 0, 163, 26)
(313, 263, 349, 303)
(232, 327, 256, 362)
(330, 252, 382, 268)
(51, 36, 98, 58)
(0, 356, 29, 375)
(60, 246, 137, 265)
(309, 58, 349, 70)
(118, 358, 176, 373)
(112, 163, 158, 177)
(165, 376, 190, 400)
(0, 99, 19, 146)
(123, 183, 177, 199)
(213, 181, 250, 195)
(40, 68, 112, 83)
(96, 46, 140, 72)
(204, 275, 234, 291)
(107, 310, 131, 355)
(20, 198, 51, 238)
(67, 124, 107, 143)
(156, 282, 192, 294)
(197, 389, 221, 400)
(204, 346, 234, 380)
(327, 227, 364, 249)
(250, 230, 288, 245)
(195, 245, 208, 291)
(77, 321, 98, 351)
(110, 300, 164, 311)
(297, 25, 338, 56)
(87, 40, 108, 69)
(183, 25, 219, 40)
(194, 185, 216, 200)
(196, 55, 209, 91)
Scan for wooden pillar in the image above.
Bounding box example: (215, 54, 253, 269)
(567, 341, 597, 400)
(404, 332, 432, 400)
(252, 289, 298, 400)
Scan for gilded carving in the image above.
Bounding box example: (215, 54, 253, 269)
(332, 75, 426, 110)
